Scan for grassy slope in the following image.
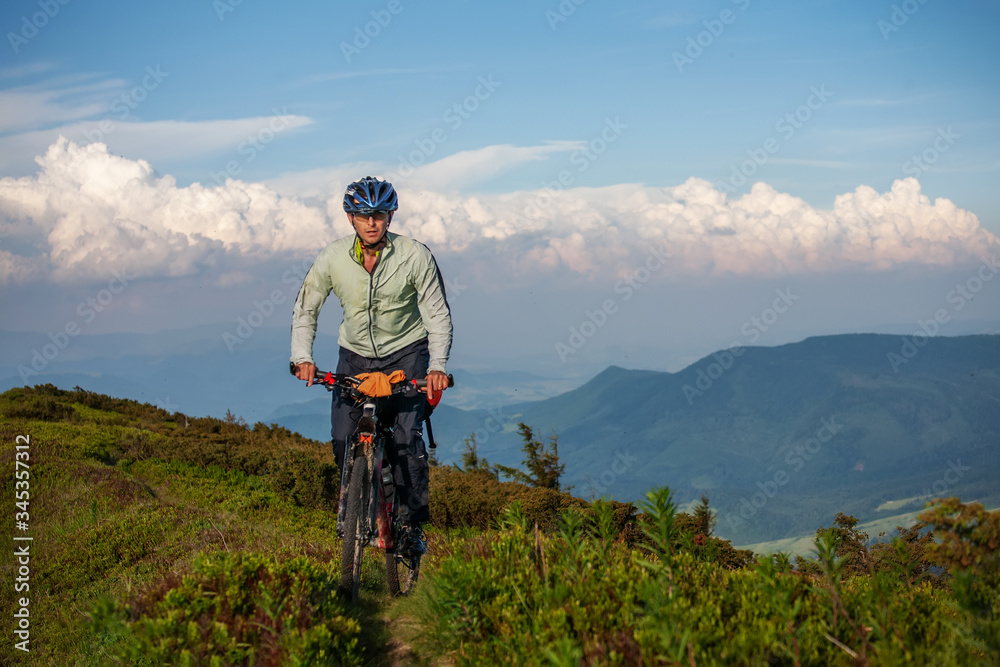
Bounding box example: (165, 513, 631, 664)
(0, 386, 408, 665)
(2, 384, 996, 665)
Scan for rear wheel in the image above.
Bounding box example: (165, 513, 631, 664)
(340, 451, 370, 600)
(386, 537, 421, 596)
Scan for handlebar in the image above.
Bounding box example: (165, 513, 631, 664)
(288, 362, 454, 393)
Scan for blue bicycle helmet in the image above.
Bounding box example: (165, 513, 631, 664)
(343, 176, 399, 213)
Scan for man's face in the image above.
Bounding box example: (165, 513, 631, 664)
(350, 211, 391, 246)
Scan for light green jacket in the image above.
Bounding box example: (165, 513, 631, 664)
(290, 232, 453, 372)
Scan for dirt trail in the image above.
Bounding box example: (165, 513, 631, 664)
(382, 611, 421, 666)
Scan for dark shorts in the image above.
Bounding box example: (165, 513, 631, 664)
(330, 338, 430, 524)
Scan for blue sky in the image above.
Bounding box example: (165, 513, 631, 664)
(3, 0, 998, 207)
(1, 0, 999, 378)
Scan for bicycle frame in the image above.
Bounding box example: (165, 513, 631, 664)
(290, 363, 452, 599)
(330, 388, 415, 599)
(338, 399, 397, 552)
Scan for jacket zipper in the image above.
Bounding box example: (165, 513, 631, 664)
(367, 270, 380, 358)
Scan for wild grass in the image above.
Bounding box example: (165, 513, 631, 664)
(1, 384, 997, 665)
(0, 385, 366, 665)
(402, 491, 998, 665)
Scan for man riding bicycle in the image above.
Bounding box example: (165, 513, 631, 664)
(290, 176, 453, 557)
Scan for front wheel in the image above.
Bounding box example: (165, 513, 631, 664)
(340, 450, 370, 600)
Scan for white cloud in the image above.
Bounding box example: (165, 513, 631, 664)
(0, 77, 122, 134)
(294, 65, 471, 86)
(265, 164, 382, 203)
(0, 138, 332, 284)
(265, 142, 583, 208)
(0, 115, 314, 174)
(0, 72, 314, 172)
(390, 175, 998, 279)
(390, 141, 584, 191)
(0, 62, 58, 80)
(0, 247, 44, 284)
(0, 138, 996, 286)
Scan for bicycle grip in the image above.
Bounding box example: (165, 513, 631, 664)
(413, 374, 454, 388)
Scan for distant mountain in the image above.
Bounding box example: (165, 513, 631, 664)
(6, 325, 998, 546)
(423, 334, 999, 545)
(0, 327, 579, 420)
(0, 326, 310, 421)
(266, 399, 488, 464)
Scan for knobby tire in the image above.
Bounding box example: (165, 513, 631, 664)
(385, 539, 420, 596)
(340, 450, 370, 600)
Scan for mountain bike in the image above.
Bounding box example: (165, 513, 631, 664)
(290, 363, 452, 600)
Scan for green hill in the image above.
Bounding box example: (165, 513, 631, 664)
(447, 334, 1000, 545)
(0, 385, 368, 664)
(2, 384, 998, 664)
(265, 334, 1000, 546)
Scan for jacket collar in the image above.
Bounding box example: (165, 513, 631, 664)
(351, 231, 395, 266)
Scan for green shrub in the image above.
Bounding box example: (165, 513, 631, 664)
(89, 552, 364, 665)
(919, 498, 1000, 659)
(412, 487, 979, 665)
(269, 450, 339, 509)
(2, 393, 77, 422)
(430, 466, 586, 531)
(43, 506, 176, 595)
(8, 385, 996, 665)
(3, 385, 340, 511)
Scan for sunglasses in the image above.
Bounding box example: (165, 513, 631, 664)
(352, 211, 391, 223)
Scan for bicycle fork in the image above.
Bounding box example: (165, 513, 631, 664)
(337, 401, 396, 550)
(375, 451, 396, 550)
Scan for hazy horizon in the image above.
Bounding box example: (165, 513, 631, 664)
(2, 0, 999, 395)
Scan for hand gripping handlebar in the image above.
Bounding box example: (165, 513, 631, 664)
(288, 362, 454, 394)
